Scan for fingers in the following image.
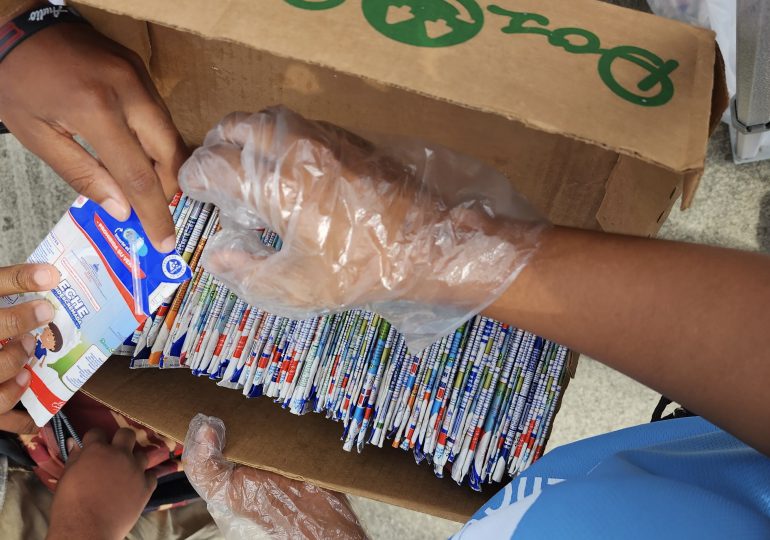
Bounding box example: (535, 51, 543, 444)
(0, 337, 33, 382)
(82, 428, 108, 447)
(182, 414, 234, 498)
(180, 143, 244, 197)
(0, 299, 54, 340)
(81, 115, 176, 253)
(204, 111, 270, 148)
(0, 334, 32, 416)
(134, 449, 148, 470)
(144, 470, 157, 492)
(112, 427, 136, 452)
(8, 122, 132, 221)
(204, 245, 270, 284)
(208, 107, 313, 151)
(0, 356, 30, 415)
(125, 98, 189, 201)
(0, 410, 38, 435)
(0, 263, 60, 296)
(0, 265, 58, 340)
(65, 428, 104, 469)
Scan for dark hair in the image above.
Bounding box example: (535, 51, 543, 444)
(48, 322, 63, 353)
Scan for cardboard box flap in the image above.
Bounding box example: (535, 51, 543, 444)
(596, 155, 682, 236)
(76, 0, 717, 175)
(83, 358, 489, 523)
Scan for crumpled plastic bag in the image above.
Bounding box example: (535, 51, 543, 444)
(182, 414, 367, 540)
(646, 0, 735, 96)
(179, 106, 545, 352)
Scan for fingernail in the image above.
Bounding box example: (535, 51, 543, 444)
(158, 234, 177, 253)
(102, 198, 131, 221)
(32, 266, 60, 289)
(19, 334, 35, 357)
(66, 438, 75, 452)
(15, 369, 30, 387)
(34, 301, 54, 324)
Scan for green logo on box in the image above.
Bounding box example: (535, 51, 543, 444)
(362, 0, 484, 48)
(488, 6, 679, 107)
(283, 0, 679, 107)
(285, 0, 345, 10)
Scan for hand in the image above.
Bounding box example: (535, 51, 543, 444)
(0, 263, 60, 434)
(180, 107, 544, 349)
(47, 428, 156, 540)
(183, 414, 366, 540)
(0, 18, 187, 251)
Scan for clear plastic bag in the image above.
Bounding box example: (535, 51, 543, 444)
(182, 414, 367, 540)
(179, 106, 545, 352)
(646, 0, 736, 97)
(646, 1, 770, 156)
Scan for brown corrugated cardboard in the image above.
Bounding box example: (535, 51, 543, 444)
(84, 359, 490, 522)
(73, 0, 727, 522)
(74, 0, 727, 232)
(84, 353, 576, 522)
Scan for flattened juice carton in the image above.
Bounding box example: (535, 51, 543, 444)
(0, 196, 191, 426)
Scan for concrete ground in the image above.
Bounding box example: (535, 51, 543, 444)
(1, 1, 769, 537)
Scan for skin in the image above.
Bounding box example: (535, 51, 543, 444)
(47, 428, 156, 540)
(0, 1, 188, 251)
(484, 226, 770, 457)
(0, 4, 185, 532)
(0, 262, 60, 435)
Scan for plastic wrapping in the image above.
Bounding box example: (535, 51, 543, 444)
(179, 106, 545, 352)
(182, 414, 366, 540)
(646, 0, 737, 98)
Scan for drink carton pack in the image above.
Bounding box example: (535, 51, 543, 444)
(0, 196, 191, 426)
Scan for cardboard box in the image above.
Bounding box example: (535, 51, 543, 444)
(73, 0, 727, 522)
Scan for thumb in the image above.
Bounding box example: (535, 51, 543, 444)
(182, 414, 234, 501)
(202, 228, 285, 304)
(202, 231, 322, 320)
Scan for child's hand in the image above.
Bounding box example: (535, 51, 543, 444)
(47, 428, 156, 540)
(0, 263, 59, 428)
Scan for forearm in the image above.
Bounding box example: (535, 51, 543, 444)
(485, 226, 770, 454)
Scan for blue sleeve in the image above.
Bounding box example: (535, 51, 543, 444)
(455, 418, 770, 540)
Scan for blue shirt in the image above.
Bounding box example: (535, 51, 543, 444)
(456, 417, 770, 539)
(34, 340, 47, 361)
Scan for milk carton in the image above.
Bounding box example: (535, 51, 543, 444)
(1, 196, 191, 426)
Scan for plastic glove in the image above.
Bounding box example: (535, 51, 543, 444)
(179, 106, 545, 351)
(182, 414, 366, 540)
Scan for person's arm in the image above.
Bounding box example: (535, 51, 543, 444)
(485, 226, 770, 455)
(178, 108, 770, 459)
(0, 1, 186, 250)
